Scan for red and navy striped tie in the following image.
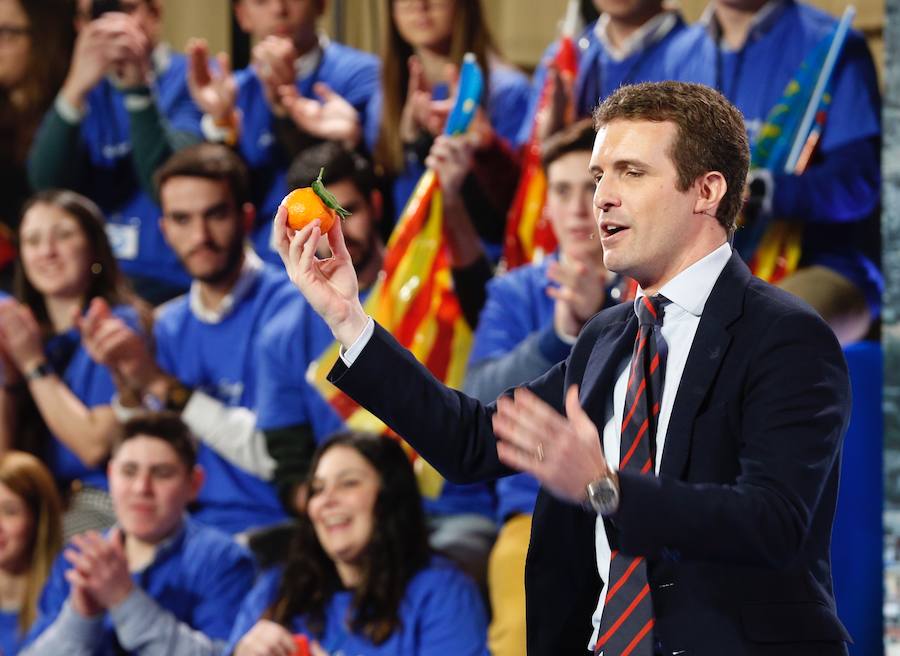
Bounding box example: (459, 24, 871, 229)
(595, 294, 668, 656)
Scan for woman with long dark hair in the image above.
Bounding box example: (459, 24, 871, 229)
(228, 432, 488, 655)
(0, 0, 75, 286)
(0, 189, 147, 537)
(0, 451, 63, 655)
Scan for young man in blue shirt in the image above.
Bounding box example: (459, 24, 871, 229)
(28, 0, 202, 304)
(464, 120, 619, 656)
(186, 0, 379, 264)
(518, 0, 685, 146)
(667, 0, 881, 344)
(79, 143, 343, 534)
(21, 412, 255, 655)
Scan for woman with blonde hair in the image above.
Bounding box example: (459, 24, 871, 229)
(0, 451, 63, 655)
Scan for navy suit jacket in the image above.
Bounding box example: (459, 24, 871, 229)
(329, 253, 852, 655)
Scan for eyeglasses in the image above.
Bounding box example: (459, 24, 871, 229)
(0, 25, 30, 44)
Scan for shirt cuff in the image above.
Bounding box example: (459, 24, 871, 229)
(55, 94, 86, 124)
(339, 317, 375, 367)
(58, 601, 105, 644)
(109, 587, 158, 648)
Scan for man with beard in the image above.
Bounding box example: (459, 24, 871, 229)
(78, 143, 342, 534)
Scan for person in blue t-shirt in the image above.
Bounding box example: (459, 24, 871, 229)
(78, 143, 343, 535)
(463, 120, 621, 656)
(228, 431, 488, 656)
(0, 452, 63, 656)
(517, 0, 685, 147)
(0, 190, 148, 537)
(27, 0, 203, 304)
(185, 0, 379, 265)
(367, 0, 529, 251)
(272, 141, 497, 587)
(21, 412, 255, 656)
(666, 0, 881, 345)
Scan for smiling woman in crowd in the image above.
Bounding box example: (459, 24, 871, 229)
(228, 432, 489, 656)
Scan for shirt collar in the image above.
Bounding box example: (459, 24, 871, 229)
(295, 32, 327, 80)
(700, 0, 789, 49)
(108, 515, 188, 573)
(189, 248, 263, 324)
(636, 242, 732, 319)
(594, 9, 681, 62)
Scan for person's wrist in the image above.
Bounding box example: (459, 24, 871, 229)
(107, 578, 134, 608)
(61, 73, 92, 110)
(584, 469, 620, 515)
(333, 306, 370, 349)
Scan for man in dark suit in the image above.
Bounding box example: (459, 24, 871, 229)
(272, 81, 852, 655)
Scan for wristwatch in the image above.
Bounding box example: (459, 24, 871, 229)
(585, 471, 620, 516)
(24, 361, 54, 382)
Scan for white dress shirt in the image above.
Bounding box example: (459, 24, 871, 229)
(589, 242, 732, 651)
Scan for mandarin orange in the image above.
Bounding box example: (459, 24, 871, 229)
(284, 187, 337, 233)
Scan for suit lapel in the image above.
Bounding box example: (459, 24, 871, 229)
(659, 253, 749, 478)
(578, 315, 636, 418)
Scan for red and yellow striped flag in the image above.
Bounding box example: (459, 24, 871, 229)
(306, 53, 485, 499)
(502, 20, 579, 270)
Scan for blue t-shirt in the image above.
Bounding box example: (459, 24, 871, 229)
(0, 610, 22, 656)
(516, 15, 686, 146)
(235, 41, 380, 264)
(256, 297, 343, 437)
(71, 53, 200, 288)
(43, 304, 142, 490)
(23, 518, 255, 655)
(364, 62, 531, 226)
(667, 0, 882, 313)
(154, 265, 339, 533)
(226, 557, 488, 656)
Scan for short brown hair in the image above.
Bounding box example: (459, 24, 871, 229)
(541, 118, 596, 171)
(593, 81, 749, 234)
(116, 412, 198, 470)
(154, 143, 251, 209)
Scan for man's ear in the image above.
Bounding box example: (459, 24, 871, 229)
(693, 171, 727, 218)
(369, 189, 383, 225)
(242, 202, 256, 234)
(158, 215, 171, 247)
(188, 465, 205, 502)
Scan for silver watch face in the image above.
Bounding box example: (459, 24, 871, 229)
(587, 477, 619, 515)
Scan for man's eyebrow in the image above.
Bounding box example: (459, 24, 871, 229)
(590, 158, 653, 174)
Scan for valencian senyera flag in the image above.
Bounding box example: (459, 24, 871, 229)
(736, 6, 856, 283)
(307, 54, 484, 500)
(501, 0, 581, 271)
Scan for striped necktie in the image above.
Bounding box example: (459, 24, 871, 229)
(595, 294, 668, 656)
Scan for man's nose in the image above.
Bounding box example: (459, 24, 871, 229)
(594, 177, 620, 212)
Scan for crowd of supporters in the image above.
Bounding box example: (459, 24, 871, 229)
(0, 0, 881, 653)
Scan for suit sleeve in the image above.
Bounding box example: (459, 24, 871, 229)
(329, 322, 567, 485)
(612, 308, 850, 568)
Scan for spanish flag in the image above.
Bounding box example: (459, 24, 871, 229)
(307, 55, 485, 500)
